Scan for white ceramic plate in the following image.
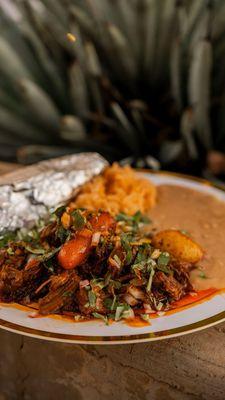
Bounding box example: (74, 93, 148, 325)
(0, 171, 225, 344)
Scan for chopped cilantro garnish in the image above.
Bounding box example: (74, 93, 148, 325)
(114, 304, 133, 321)
(157, 252, 171, 274)
(88, 291, 96, 307)
(43, 258, 55, 273)
(0, 232, 17, 248)
(146, 267, 155, 292)
(156, 264, 172, 274)
(131, 261, 146, 272)
(104, 272, 111, 286)
(54, 205, 66, 218)
(133, 211, 151, 224)
(115, 305, 125, 321)
(92, 312, 109, 325)
(158, 252, 170, 267)
(116, 213, 132, 223)
(40, 247, 61, 263)
(121, 234, 133, 264)
(91, 278, 105, 289)
(140, 314, 150, 322)
(71, 210, 86, 230)
(57, 226, 70, 243)
(135, 243, 152, 263)
(24, 245, 46, 255)
(104, 298, 113, 309)
(110, 280, 122, 290)
(116, 211, 151, 232)
(111, 295, 118, 311)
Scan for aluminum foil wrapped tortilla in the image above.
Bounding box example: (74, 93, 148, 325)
(0, 153, 108, 234)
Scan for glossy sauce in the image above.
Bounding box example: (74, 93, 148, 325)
(1, 289, 222, 327)
(125, 288, 223, 327)
(149, 185, 225, 291)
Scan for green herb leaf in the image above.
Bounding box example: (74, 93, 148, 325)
(121, 234, 133, 264)
(88, 291, 96, 307)
(140, 314, 150, 322)
(135, 243, 152, 263)
(111, 295, 118, 311)
(132, 257, 155, 274)
(116, 213, 131, 223)
(156, 264, 172, 274)
(116, 211, 151, 226)
(71, 210, 86, 230)
(115, 305, 125, 321)
(110, 280, 122, 290)
(0, 232, 17, 248)
(121, 308, 134, 319)
(158, 252, 170, 267)
(40, 247, 61, 262)
(91, 278, 105, 289)
(43, 258, 55, 274)
(54, 205, 66, 218)
(131, 261, 146, 272)
(57, 226, 70, 243)
(24, 245, 46, 255)
(104, 298, 113, 309)
(133, 211, 151, 224)
(92, 312, 108, 325)
(146, 267, 155, 292)
(104, 272, 111, 287)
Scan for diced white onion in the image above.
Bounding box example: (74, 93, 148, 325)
(91, 232, 101, 246)
(122, 308, 135, 319)
(80, 279, 90, 288)
(157, 311, 166, 317)
(29, 311, 39, 318)
(128, 285, 145, 300)
(143, 303, 155, 314)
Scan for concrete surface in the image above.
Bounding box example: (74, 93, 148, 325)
(0, 322, 225, 400)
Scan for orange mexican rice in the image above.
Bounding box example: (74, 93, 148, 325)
(70, 163, 156, 215)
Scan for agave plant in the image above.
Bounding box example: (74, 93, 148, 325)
(0, 0, 225, 177)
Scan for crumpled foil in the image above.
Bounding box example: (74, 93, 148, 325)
(0, 153, 108, 234)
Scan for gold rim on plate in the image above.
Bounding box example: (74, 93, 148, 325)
(0, 170, 225, 344)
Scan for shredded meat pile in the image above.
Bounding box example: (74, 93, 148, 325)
(0, 208, 196, 323)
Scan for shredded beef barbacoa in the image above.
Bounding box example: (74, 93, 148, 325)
(0, 207, 197, 323)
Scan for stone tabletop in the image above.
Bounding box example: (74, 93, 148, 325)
(0, 324, 225, 400)
(0, 162, 224, 400)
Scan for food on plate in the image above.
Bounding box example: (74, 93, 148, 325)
(0, 205, 201, 323)
(70, 163, 156, 215)
(1, 163, 224, 325)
